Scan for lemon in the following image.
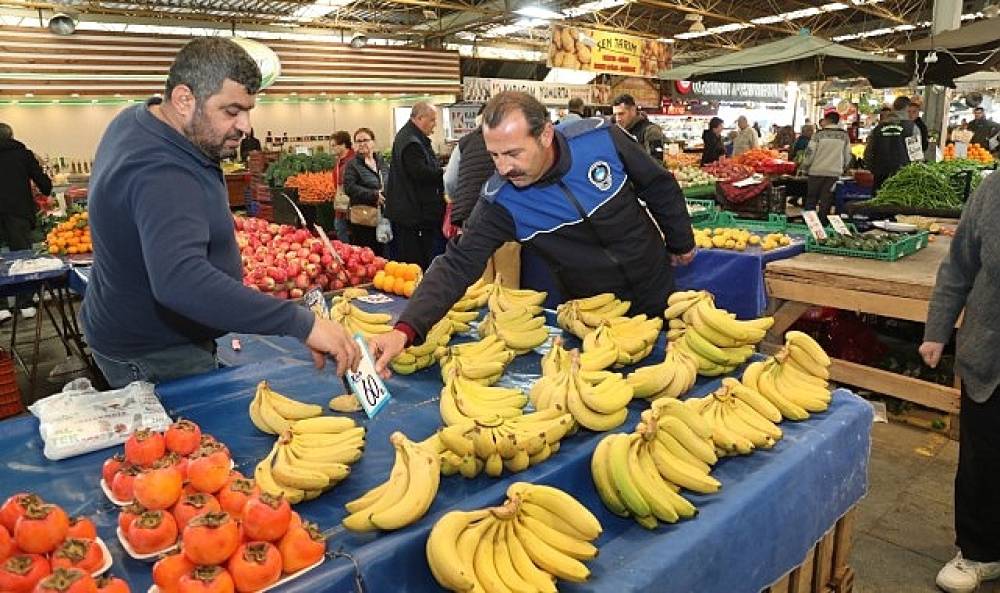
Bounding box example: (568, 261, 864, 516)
(735, 241, 747, 251)
(749, 235, 761, 245)
(724, 239, 736, 249)
(779, 235, 791, 246)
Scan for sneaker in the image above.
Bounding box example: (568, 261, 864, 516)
(19, 307, 35, 320)
(937, 552, 1000, 593)
(0, 310, 10, 324)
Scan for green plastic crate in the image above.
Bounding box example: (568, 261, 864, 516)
(695, 211, 788, 232)
(682, 184, 717, 198)
(805, 230, 929, 261)
(686, 199, 718, 225)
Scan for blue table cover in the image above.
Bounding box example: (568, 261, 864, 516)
(522, 243, 804, 320)
(68, 266, 90, 296)
(2, 310, 872, 593)
(0, 249, 70, 298)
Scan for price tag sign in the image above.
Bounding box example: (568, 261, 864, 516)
(802, 210, 827, 241)
(303, 287, 329, 318)
(355, 293, 394, 305)
(954, 142, 969, 159)
(345, 335, 392, 418)
(905, 135, 924, 162)
(828, 215, 853, 236)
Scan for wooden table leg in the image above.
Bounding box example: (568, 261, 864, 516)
(763, 300, 811, 347)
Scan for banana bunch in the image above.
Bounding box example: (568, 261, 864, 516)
(444, 309, 480, 334)
(542, 336, 616, 373)
(440, 369, 528, 425)
(647, 399, 721, 483)
(249, 380, 324, 435)
(391, 318, 453, 375)
(485, 273, 548, 317)
(254, 416, 365, 504)
(329, 295, 395, 337)
(426, 482, 601, 592)
(343, 432, 440, 532)
(530, 351, 633, 432)
(582, 315, 662, 368)
(742, 331, 832, 421)
(439, 335, 515, 386)
(590, 424, 699, 529)
(625, 345, 699, 400)
(436, 410, 574, 478)
(479, 307, 550, 355)
(685, 379, 783, 457)
(452, 277, 493, 312)
(555, 293, 632, 339)
(666, 292, 773, 377)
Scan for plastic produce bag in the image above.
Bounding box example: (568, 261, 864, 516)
(28, 379, 172, 461)
(376, 215, 393, 244)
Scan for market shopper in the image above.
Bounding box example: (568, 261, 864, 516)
(449, 124, 494, 228)
(967, 107, 1000, 150)
(612, 94, 665, 162)
(800, 112, 852, 225)
(238, 128, 261, 160)
(559, 97, 585, 125)
(368, 91, 695, 374)
(789, 124, 814, 162)
(342, 127, 385, 255)
(732, 116, 759, 157)
(920, 171, 1000, 593)
(385, 102, 445, 269)
(700, 117, 726, 165)
(0, 122, 50, 322)
(330, 130, 355, 242)
(907, 98, 929, 153)
(81, 37, 360, 387)
(863, 110, 916, 195)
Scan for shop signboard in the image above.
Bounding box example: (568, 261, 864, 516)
(672, 80, 787, 104)
(462, 77, 610, 106)
(548, 25, 671, 78)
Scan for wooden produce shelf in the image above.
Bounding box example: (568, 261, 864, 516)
(763, 508, 857, 593)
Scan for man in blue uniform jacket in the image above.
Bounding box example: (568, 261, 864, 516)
(370, 91, 695, 374)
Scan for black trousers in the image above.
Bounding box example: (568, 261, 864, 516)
(0, 214, 35, 309)
(394, 226, 441, 270)
(804, 175, 838, 225)
(348, 223, 382, 256)
(956, 384, 1000, 562)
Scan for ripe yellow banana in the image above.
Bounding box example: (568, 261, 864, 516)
(258, 381, 323, 420)
(500, 521, 558, 593)
(370, 433, 441, 530)
(254, 446, 305, 504)
(491, 522, 536, 593)
(626, 434, 680, 523)
(426, 509, 491, 592)
(785, 343, 831, 380)
(342, 440, 409, 532)
(506, 482, 602, 541)
(512, 517, 590, 583)
(291, 416, 357, 434)
(785, 330, 831, 366)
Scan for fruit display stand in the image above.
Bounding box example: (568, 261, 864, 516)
(764, 235, 960, 417)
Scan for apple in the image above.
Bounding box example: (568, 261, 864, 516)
(360, 250, 374, 264)
(294, 273, 310, 290)
(307, 253, 321, 265)
(267, 267, 287, 283)
(290, 288, 304, 299)
(258, 277, 276, 292)
(333, 279, 345, 290)
(365, 264, 377, 278)
(296, 247, 310, 259)
(350, 275, 362, 286)
(268, 223, 280, 235)
(304, 263, 320, 279)
(294, 229, 310, 243)
(316, 274, 330, 289)
(287, 261, 301, 277)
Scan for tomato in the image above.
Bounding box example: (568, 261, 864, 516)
(0, 554, 51, 593)
(186, 450, 231, 494)
(126, 511, 178, 555)
(277, 522, 325, 574)
(110, 466, 140, 502)
(242, 493, 290, 542)
(165, 420, 202, 456)
(101, 456, 124, 486)
(227, 542, 281, 593)
(181, 512, 239, 566)
(94, 575, 130, 593)
(0, 524, 13, 562)
(124, 429, 166, 467)
(51, 538, 104, 574)
(152, 550, 194, 593)
(217, 479, 258, 521)
(1, 494, 43, 533)
(116, 503, 145, 538)
(65, 518, 96, 541)
(14, 504, 69, 554)
(171, 493, 221, 533)
(133, 466, 183, 511)
(177, 565, 234, 593)
(31, 567, 97, 593)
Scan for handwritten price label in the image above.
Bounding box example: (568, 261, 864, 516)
(345, 335, 392, 418)
(802, 210, 827, 241)
(828, 215, 852, 236)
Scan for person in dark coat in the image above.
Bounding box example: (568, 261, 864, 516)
(342, 127, 385, 255)
(384, 102, 444, 269)
(700, 117, 726, 165)
(864, 111, 917, 195)
(449, 126, 494, 227)
(908, 100, 929, 153)
(0, 123, 51, 321)
(238, 128, 261, 161)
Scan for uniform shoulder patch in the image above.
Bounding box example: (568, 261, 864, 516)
(588, 161, 613, 191)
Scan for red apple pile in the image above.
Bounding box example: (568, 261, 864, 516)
(234, 216, 386, 300)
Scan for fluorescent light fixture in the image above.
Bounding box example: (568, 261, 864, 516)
(515, 6, 565, 20)
(751, 15, 784, 24)
(561, 0, 629, 18)
(659, 37, 675, 43)
(751, 7, 819, 25)
(24, 92, 33, 97)
(290, 0, 354, 22)
(446, 43, 546, 61)
(708, 22, 753, 33)
(821, 2, 850, 10)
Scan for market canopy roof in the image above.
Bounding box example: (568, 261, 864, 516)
(657, 34, 911, 88)
(900, 18, 1000, 87)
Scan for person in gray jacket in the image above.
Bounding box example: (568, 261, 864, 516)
(921, 171, 1000, 593)
(800, 112, 851, 225)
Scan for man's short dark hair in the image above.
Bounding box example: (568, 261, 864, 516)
(568, 97, 584, 112)
(826, 112, 841, 124)
(0, 123, 11, 142)
(974, 107, 985, 113)
(165, 38, 262, 102)
(709, 117, 723, 130)
(612, 94, 636, 107)
(892, 95, 911, 111)
(332, 130, 352, 149)
(482, 91, 549, 138)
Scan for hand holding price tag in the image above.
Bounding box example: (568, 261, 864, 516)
(344, 335, 392, 418)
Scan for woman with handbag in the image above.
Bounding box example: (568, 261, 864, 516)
(342, 127, 386, 254)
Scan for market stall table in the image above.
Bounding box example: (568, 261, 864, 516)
(1, 310, 872, 593)
(764, 236, 958, 415)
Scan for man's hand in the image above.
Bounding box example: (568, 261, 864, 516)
(919, 341, 945, 368)
(671, 248, 697, 267)
(369, 329, 408, 379)
(305, 317, 361, 376)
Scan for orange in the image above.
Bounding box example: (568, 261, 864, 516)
(401, 264, 418, 282)
(384, 261, 399, 276)
(403, 280, 415, 298)
(392, 276, 407, 295)
(48, 245, 59, 255)
(373, 270, 386, 291)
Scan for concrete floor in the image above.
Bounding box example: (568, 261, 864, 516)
(0, 305, 987, 593)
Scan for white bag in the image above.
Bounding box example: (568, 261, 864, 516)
(28, 379, 172, 460)
(376, 215, 393, 244)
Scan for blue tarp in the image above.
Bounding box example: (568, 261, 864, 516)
(2, 316, 871, 593)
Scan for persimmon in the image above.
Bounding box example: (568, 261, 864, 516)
(31, 567, 96, 593)
(0, 524, 14, 562)
(181, 512, 239, 566)
(126, 511, 177, 555)
(0, 554, 50, 593)
(177, 565, 234, 593)
(133, 465, 183, 511)
(242, 493, 291, 542)
(94, 575, 130, 593)
(1, 494, 43, 533)
(110, 466, 140, 502)
(101, 456, 124, 486)
(165, 420, 202, 456)
(152, 550, 194, 593)
(116, 503, 145, 538)
(172, 493, 220, 533)
(187, 449, 231, 494)
(65, 517, 96, 541)
(51, 538, 104, 574)
(123, 429, 165, 467)
(14, 504, 69, 554)
(277, 522, 325, 574)
(227, 542, 281, 593)
(217, 479, 258, 521)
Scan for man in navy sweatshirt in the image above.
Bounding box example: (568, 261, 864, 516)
(82, 38, 359, 387)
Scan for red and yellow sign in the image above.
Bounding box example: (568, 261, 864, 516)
(548, 25, 671, 79)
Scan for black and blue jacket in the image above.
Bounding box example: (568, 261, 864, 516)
(398, 117, 695, 341)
